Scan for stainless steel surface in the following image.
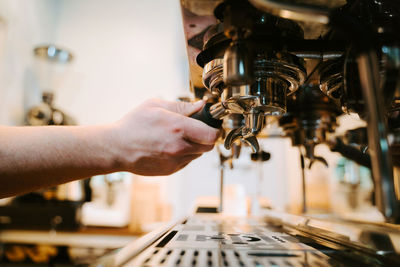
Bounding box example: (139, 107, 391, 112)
(248, 0, 345, 24)
(214, 51, 306, 150)
(209, 102, 228, 119)
(99, 213, 400, 266)
(114, 215, 339, 266)
(265, 210, 400, 257)
(253, 52, 306, 95)
(246, 110, 264, 135)
(108, 221, 178, 267)
(224, 126, 260, 153)
(223, 41, 254, 86)
(357, 51, 399, 222)
(203, 59, 224, 94)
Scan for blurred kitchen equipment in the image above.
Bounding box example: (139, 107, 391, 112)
(81, 173, 132, 228)
(33, 45, 73, 94)
(27, 45, 75, 126)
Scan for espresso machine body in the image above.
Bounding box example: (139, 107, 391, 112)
(183, 0, 400, 224)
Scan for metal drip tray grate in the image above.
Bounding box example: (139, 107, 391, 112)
(124, 215, 338, 266)
(139, 248, 325, 266)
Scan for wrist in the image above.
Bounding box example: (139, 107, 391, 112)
(90, 123, 127, 173)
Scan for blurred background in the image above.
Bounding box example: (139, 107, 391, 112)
(0, 0, 375, 265)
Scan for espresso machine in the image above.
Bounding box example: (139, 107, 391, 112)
(94, 0, 400, 266)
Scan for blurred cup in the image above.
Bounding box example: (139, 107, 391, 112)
(222, 184, 247, 216)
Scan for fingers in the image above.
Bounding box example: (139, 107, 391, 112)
(163, 138, 214, 157)
(181, 140, 214, 154)
(147, 99, 205, 116)
(149, 99, 219, 145)
(143, 99, 219, 145)
(181, 116, 220, 145)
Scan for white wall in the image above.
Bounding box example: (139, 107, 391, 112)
(53, 0, 190, 125)
(0, 0, 57, 125)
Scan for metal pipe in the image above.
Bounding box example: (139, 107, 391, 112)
(293, 52, 343, 60)
(357, 51, 399, 222)
(299, 149, 307, 214)
(219, 165, 224, 213)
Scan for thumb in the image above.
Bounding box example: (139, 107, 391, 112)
(172, 100, 205, 116)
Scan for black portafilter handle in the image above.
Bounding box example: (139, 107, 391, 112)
(190, 102, 222, 129)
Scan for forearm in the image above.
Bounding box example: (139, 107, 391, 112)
(0, 125, 120, 198)
(0, 99, 219, 198)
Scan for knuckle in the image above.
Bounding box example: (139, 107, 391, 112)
(170, 120, 186, 138)
(150, 107, 171, 123)
(170, 120, 184, 134)
(172, 127, 184, 137)
(176, 101, 187, 114)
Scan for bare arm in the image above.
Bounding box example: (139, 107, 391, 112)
(0, 99, 219, 198)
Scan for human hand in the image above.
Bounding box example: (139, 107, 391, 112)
(110, 99, 220, 175)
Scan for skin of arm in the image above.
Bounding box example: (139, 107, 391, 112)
(0, 99, 219, 198)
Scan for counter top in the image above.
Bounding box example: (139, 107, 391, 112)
(0, 227, 138, 249)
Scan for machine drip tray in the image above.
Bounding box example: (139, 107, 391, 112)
(98, 213, 399, 266)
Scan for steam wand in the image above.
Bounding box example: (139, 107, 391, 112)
(299, 148, 307, 214)
(216, 146, 234, 213)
